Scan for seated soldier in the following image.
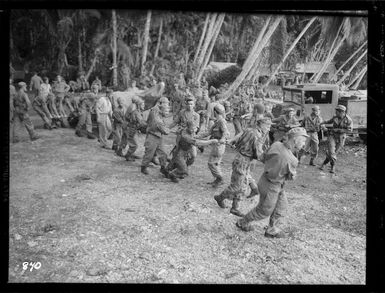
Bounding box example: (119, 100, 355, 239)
(166, 121, 218, 183)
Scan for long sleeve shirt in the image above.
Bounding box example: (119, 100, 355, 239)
(323, 115, 353, 133)
(272, 115, 299, 131)
(13, 91, 31, 113)
(29, 75, 43, 91)
(170, 109, 200, 131)
(262, 141, 298, 184)
(125, 108, 146, 131)
(198, 117, 230, 142)
(232, 127, 266, 160)
(54, 81, 70, 96)
(39, 83, 52, 99)
(96, 96, 112, 116)
(112, 106, 125, 126)
(146, 106, 169, 137)
(302, 113, 323, 133)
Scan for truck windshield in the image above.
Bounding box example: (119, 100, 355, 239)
(283, 89, 302, 104)
(304, 90, 333, 104)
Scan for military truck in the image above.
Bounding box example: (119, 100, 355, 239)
(272, 83, 367, 141)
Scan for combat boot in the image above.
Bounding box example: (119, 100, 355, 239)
(131, 154, 142, 159)
(264, 231, 286, 238)
(141, 166, 149, 175)
(214, 194, 226, 209)
(87, 132, 96, 139)
(160, 166, 169, 178)
(125, 155, 135, 161)
(235, 218, 254, 232)
(330, 164, 335, 174)
(75, 129, 85, 137)
(230, 199, 244, 217)
(309, 158, 315, 166)
(112, 144, 117, 151)
(168, 172, 179, 183)
(319, 158, 329, 171)
(115, 148, 124, 157)
(31, 135, 40, 141)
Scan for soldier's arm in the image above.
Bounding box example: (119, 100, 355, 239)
(136, 111, 147, 129)
(286, 160, 298, 181)
(219, 120, 230, 143)
(23, 93, 32, 111)
(155, 116, 170, 135)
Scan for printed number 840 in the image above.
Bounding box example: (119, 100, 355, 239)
(22, 262, 41, 272)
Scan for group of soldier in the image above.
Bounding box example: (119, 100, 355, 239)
(9, 70, 353, 239)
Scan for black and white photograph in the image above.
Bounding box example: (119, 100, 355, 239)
(7, 8, 369, 284)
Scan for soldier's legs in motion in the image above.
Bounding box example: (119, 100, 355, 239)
(233, 118, 242, 135)
(98, 115, 110, 148)
(64, 96, 75, 113)
(186, 145, 197, 166)
(141, 134, 160, 173)
(112, 125, 123, 151)
(208, 144, 226, 187)
(266, 190, 288, 236)
(21, 113, 39, 140)
(155, 137, 169, 173)
(32, 102, 51, 128)
(236, 175, 282, 232)
(125, 134, 138, 160)
(117, 130, 128, 156)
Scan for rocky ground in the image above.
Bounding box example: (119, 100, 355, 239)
(8, 114, 366, 284)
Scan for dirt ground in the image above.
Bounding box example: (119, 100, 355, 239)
(9, 113, 366, 284)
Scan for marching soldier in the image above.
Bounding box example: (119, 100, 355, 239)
(214, 117, 273, 217)
(120, 97, 147, 161)
(299, 105, 325, 166)
(11, 82, 40, 143)
(319, 105, 353, 174)
(140, 97, 170, 176)
(235, 127, 308, 238)
(197, 103, 230, 188)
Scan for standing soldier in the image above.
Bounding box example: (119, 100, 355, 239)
(11, 82, 40, 142)
(111, 97, 125, 152)
(95, 90, 113, 149)
(197, 103, 230, 188)
(140, 97, 170, 176)
(271, 108, 300, 142)
(92, 76, 102, 91)
(75, 85, 97, 139)
(214, 117, 273, 217)
(235, 127, 308, 238)
(299, 105, 324, 166)
(169, 95, 200, 166)
(319, 105, 353, 174)
(29, 71, 43, 99)
(120, 97, 147, 161)
(53, 75, 70, 119)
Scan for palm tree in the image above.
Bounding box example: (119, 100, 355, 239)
(336, 49, 367, 86)
(141, 10, 152, 76)
(112, 9, 118, 86)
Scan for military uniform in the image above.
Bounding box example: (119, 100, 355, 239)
(12, 86, 39, 142)
(320, 105, 353, 173)
(214, 123, 269, 217)
(96, 95, 113, 148)
(141, 105, 170, 170)
(237, 141, 298, 236)
(29, 74, 43, 99)
(231, 99, 244, 135)
(53, 80, 70, 118)
(112, 105, 125, 152)
(301, 107, 323, 164)
(121, 105, 147, 160)
(198, 111, 230, 186)
(32, 91, 53, 129)
(75, 92, 96, 138)
(272, 112, 299, 142)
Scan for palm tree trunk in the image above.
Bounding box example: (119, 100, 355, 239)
(197, 13, 225, 81)
(329, 41, 367, 81)
(141, 10, 152, 76)
(336, 49, 367, 86)
(112, 10, 118, 87)
(150, 17, 163, 76)
(223, 16, 282, 100)
(351, 66, 367, 90)
(263, 17, 317, 88)
(194, 13, 210, 64)
(312, 18, 347, 83)
(195, 13, 218, 74)
(85, 49, 99, 82)
(346, 64, 366, 88)
(78, 34, 83, 73)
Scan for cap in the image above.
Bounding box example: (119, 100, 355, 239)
(335, 105, 346, 111)
(214, 103, 225, 115)
(18, 81, 27, 87)
(285, 107, 295, 112)
(287, 127, 309, 138)
(312, 105, 320, 111)
(256, 117, 273, 125)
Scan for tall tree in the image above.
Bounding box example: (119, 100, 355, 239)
(194, 13, 210, 64)
(336, 49, 367, 86)
(141, 10, 152, 76)
(111, 9, 118, 86)
(150, 16, 163, 76)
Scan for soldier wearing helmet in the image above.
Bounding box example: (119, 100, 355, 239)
(196, 103, 230, 188)
(11, 82, 40, 142)
(298, 105, 325, 166)
(319, 104, 353, 174)
(120, 96, 147, 160)
(236, 127, 308, 238)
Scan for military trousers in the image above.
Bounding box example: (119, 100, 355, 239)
(112, 124, 123, 148)
(122, 128, 139, 156)
(47, 93, 60, 118)
(304, 131, 319, 159)
(326, 133, 346, 164)
(141, 133, 168, 168)
(233, 117, 243, 135)
(218, 153, 252, 200)
(243, 174, 287, 235)
(167, 148, 189, 178)
(97, 114, 112, 148)
(76, 107, 93, 133)
(12, 112, 37, 141)
(32, 100, 52, 126)
(208, 143, 226, 180)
